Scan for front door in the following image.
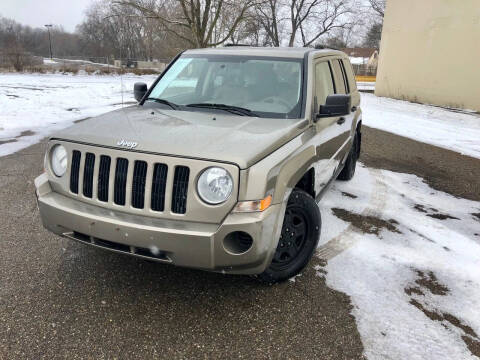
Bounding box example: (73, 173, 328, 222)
(312, 59, 341, 193)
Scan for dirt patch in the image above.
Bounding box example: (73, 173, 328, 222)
(462, 336, 480, 358)
(409, 300, 477, 337)
(341, 192, 358, 199)
(361, 127, 480, 202)
(443, 313, 478, 338)
(427, 213, 460, 220)
(409, 299, 443, 321)
(415, 270, 449, 296)
(16, 130, 36, 138)
(404, 287, 424, 296)
(331, 208, 402, 235)
(0, 139, 17, 146)
(408, 228, 435, 243)
(74, 117, 91, 123)
(414, 204, 428, 213)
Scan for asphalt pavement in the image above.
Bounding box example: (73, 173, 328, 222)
(1, 126, 479, 359)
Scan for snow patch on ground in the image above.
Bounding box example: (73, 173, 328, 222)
(0, 73, 157, 156)
(43, 58, 58, 64)
(361, 93, 480, 159)
(317, 164, 480, 360)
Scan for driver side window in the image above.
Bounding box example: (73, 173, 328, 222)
(315, 61, 335, 107)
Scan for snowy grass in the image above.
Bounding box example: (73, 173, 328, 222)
(316, 164, 480, 359)
(0, 73, 157, 156)
(362, 93, 480, 159)
(2, 73, 479, 159)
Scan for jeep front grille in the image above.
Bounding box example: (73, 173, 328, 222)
(69, 151, 189, 214)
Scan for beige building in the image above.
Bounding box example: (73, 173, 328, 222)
(375, 0, 480, 111)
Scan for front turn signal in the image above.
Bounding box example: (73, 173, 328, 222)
(233, 195, 272, 213)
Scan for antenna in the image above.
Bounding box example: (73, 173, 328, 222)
(103, 14, 160, 107)
(120, 33, 124, 107)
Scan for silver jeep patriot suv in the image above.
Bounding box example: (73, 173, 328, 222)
(35, 47, 361, 283)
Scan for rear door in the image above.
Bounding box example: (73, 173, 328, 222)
(330, 58, 355, 167)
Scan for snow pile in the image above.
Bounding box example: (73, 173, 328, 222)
(0, 73, 157, 156)
(361, 93, 480, 159)
(318, 164, 480, 359)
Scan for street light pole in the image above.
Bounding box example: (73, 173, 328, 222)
(44, 24, 53, 59)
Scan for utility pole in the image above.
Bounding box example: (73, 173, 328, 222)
(44, 24, 53, 59)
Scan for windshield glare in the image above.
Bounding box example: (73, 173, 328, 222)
(147, 55, 304, 118)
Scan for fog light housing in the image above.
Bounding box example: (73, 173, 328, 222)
(223, 231, 253, 255)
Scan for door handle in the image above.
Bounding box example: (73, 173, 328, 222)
(351, 106, 357, 112)
(337, 117, 346, 125)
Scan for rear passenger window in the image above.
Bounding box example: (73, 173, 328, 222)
(331, 60, 346, 94)
(315, 62, 335, 106)
(341, 59, 357, 92)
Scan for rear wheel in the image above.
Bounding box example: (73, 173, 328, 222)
(259, 189, 321, 284)
(337, 131, 359, 181)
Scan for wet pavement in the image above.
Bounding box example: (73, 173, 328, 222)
(1, 126, 479, 359)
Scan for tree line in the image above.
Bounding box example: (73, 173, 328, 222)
(0, 0, 385, 66)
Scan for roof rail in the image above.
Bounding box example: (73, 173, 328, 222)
(314, 44, 340, 51)
(224, 43, 252, 47)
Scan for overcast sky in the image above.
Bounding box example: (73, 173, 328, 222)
(0, 0, 95, 32)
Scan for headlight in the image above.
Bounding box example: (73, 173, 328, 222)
(50, 144, 68, 177)
(197, 167, 233, 205)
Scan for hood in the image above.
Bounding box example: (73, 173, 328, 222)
(52, 106, 308, 169)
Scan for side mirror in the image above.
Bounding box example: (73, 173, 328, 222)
(316, 94, 351, 120)
(134, 82, 148, 102)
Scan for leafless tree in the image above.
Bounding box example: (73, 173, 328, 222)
(116, 0, 259, 48)
(295, 0, 355, 47)
(368, 0, 385, 17)
(252, 0, 356, 47)
(254, 0, 283, 46)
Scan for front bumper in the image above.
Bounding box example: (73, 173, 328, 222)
(35, 173, 284, 275)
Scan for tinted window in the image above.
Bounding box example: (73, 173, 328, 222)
(315, 61, 335, 106)
(331, 60, 346, 94)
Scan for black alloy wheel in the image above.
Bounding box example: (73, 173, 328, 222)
(259, 189, 321, 284)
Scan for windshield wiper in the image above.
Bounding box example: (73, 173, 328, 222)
(147, 97, 178, 110)
(185, 103, 259, 117)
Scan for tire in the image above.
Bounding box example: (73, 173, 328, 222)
(258, 189, 321, 284)
(337, 132, 359, 181)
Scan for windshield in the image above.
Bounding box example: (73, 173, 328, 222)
(146, 54, 304, 118)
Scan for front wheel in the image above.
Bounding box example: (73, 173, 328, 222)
(258, 189, 321, 284)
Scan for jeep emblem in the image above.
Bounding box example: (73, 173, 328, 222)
(116, 139, 138, 149)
